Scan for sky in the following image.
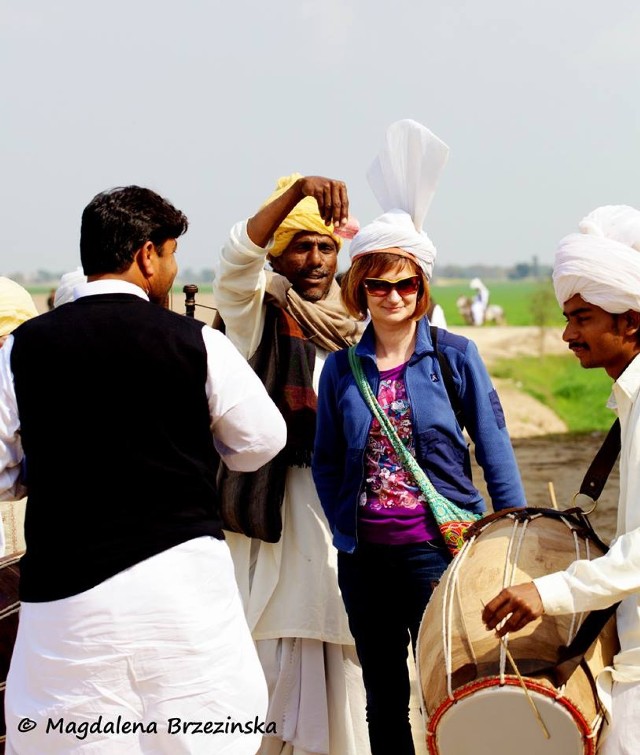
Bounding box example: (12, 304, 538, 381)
(2, 0, 639, 276)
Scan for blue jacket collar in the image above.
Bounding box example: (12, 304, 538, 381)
(354, 316, 435, 364)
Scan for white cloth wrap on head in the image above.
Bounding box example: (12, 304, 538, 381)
(54, 267, 87, 307)
(553, 205, 640, 313)
(349, 210, 437, 278)
(349, 119, 449, 280)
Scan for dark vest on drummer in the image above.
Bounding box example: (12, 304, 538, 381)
(10, 293, 223, 602)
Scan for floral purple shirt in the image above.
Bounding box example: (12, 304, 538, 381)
(358, 362, 440, 545)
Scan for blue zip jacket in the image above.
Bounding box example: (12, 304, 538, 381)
(312, 318, 526, 554)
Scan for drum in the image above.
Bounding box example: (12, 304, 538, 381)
(0, 552, 21, 754)
(416, 508, 618, 755)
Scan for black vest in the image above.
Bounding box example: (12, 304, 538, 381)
(11, 293, 223, 601)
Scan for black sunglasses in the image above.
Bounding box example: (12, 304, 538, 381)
(363, 275, 421, 297)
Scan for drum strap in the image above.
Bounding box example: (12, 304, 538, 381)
(430, 326, 465, 432)
(548, 421, 621, 685)
(553, 607, 619, 686)
(578, 418, 621, 502)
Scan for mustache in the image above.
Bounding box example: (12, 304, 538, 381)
(569, 342, 589, 351)
(299, 269, 331, 279)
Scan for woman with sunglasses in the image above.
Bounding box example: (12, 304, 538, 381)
(312, 121, 526, 753)
(313, 241, 525, 753)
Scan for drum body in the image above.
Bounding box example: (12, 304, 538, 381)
(416, 508, 617, 755)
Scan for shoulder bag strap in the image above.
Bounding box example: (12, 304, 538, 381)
(347, 346, 475, 524)
(430, 326, 465, 432)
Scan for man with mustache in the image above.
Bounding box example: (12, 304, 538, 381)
(213, 175, 369, 755)
(483, 205, 640, 753)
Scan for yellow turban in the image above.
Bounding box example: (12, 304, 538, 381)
(263, 173, 343, 257)
(0, 277, 39, 337)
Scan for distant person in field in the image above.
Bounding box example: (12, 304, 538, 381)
(483, 205, 640, 754)
(427, 297, 447, 328)
(470, 277, 489, 326)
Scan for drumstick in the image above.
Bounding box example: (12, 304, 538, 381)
(480, 601, 551, 740)
(547, 482, 559, 510)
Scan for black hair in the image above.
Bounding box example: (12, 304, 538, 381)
(80, 186, 188, 275)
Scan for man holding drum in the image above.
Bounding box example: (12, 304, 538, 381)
(483, 204, 640, 754)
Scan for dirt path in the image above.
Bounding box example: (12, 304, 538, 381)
(451, 325, 618, 542)
(451, 326, 618, 542)
(449, 325, 570, 438)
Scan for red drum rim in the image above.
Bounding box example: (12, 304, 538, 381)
(425, 675, 597, 755)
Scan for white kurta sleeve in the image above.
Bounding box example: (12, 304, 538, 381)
(0, 336, 26, 501)
(202, 326, 286, 472)
(213, 220, 271, 360)
(534, 527, 640, 615)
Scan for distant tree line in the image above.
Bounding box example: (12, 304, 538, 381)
(6, 268, 218, 287)
(434, 258, 552, 282)
(9, 262, 551, 288)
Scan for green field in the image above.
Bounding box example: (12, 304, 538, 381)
(431, 279, 563, 327)
(30, 278, 560, 327)
(491, 354, 615, 432)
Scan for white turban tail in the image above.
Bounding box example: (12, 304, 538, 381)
(553, 205, 640, 314)
(53, 267, 87, 307)
(349, 119, 449, 280)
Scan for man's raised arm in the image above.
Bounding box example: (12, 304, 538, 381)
(246, 176, 349, 248)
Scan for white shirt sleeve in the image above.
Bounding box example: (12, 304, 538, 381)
(534, 528, 640, 615)
(0, 336, 27, 500)
(202, 325, 286, 472)
(429, 303, 448, 329)
(213, 220, 270, 360)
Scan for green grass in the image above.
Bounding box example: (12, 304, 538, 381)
(491, 354, 615, 432)
(431, 279, 564, 327)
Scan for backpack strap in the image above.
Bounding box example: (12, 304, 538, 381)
(430, 326, 465, 432)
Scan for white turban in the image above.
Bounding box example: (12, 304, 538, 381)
(349, 119, 449, 280)
(53, 267, 87, 307)
(553, 205, 640, 313)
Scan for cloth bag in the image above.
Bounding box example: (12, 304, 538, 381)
(348, 346, 480, 557)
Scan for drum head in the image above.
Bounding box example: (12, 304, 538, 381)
(427, 680, 595, 755)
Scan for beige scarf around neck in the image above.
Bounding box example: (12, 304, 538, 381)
(265, 272, 363, 352)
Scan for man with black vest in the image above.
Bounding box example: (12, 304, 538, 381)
(0, 186, 287, 754)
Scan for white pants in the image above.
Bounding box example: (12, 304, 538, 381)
(470, 300, 485, 326)
(599, 680, 640, 754)
(5, 537, 268, 754)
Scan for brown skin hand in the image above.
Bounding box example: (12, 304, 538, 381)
(482, 582, 545, 637)
(246, 176, 348, 249)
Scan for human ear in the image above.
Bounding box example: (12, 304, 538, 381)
(135, 242, 155, 278)
(623, 310, 640, 336)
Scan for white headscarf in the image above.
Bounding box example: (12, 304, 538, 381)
(349, 119, 449, 280)
(53, 267, 87, 307)
(553, 205, 640, 313)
